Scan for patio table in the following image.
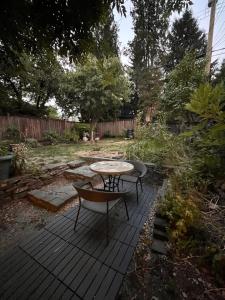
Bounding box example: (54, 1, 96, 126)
(89, 160, 134, 191)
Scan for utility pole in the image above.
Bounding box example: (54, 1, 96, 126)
(205, 0, 217, 76)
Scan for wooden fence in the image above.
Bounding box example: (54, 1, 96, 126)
(0, 116, 75, 140)
(0, 116, 136, 140)
(96, 119, 136, 137)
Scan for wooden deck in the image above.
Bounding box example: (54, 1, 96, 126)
(0, 181, 158, 300)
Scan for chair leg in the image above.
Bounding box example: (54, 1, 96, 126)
(74, 198, 81, 231)
(136, 182, 139, 204)
(140, 178, 143, 192)
(123, 198, 129, 220)
(106, 200, 109, 246)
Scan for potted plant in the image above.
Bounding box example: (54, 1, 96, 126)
(0, 145, 14, 180)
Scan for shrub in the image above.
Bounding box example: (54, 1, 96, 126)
(42, 131, 60, 145)
(73, 123, 90, 139)
(25, 138, 39, 148)
(0, 144, 9, 156)
(3, 125, 21, 142)
(159, 190, 200, 241)
(127, 118, 188, 166)
(13, 143, 29, 174)
(62, 128, 79, 143)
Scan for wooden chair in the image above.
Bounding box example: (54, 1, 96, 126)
(120, 160, 147, 203)
(73, 182, 129, 245)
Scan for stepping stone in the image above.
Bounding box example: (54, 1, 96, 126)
(151, 239, 167, 255)
(154, 217, 168, 232)
(28, 184, 77, 211)
(67, 160, 85, 168)
(153, 228, 168, 241)
(64, 166, 98, 180)
(42, 162, 68, 171)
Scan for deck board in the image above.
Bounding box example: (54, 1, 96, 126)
(0, 180, 159, 299)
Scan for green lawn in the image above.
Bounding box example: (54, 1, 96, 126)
(28, 138, 132, 166)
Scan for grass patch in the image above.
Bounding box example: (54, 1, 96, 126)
(28, 138, 132, 164)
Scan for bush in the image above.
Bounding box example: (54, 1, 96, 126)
(159, 190, 200, 241)
(25, 138, 39, 148)
(127, 117, 188, 166)
(13, 143, 29, 174)
(3, 125, 21, 142)
(0, 144, 9, 156)
(62, 128, 79, 143)
(42, 131, 60, 145)
(73, 123, 90, 139)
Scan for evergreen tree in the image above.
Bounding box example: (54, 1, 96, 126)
(165, 10, 207, 72)
(129, 0, 170, 116)
(93, 10, 119, 58)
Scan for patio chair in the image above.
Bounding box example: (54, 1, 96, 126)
(73, 182, 129, 245)
(120, 160, 147, 203)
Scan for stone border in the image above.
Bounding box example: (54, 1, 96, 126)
(0, 160, 85, 205)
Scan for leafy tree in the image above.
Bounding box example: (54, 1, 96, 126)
(0, 0, 126, 59)
(160, 52, 206, 123)
(24, 51, 63, 109)
(57, 55, 130, 138)
(165, 10, 207, 72)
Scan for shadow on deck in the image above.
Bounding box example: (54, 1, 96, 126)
(0, 181, 160, 300)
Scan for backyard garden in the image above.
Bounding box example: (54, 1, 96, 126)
(1, 0, 225, 299)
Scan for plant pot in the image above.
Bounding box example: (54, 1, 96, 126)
(0, 153, 14, 180)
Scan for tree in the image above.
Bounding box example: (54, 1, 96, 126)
(160, 52, 206, 123)
(0, 1, 126, 59)
(129, 0, 191, 117)
(93, 9, 119, 58)
(129, 0, 169, 116)
(165, 10, 207, 72)
(57, 55, 130, 139)
(0, 50, 63, 116)
(24, 51, 63, 110)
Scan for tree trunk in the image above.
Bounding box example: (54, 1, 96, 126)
(90, 121, 97, 142)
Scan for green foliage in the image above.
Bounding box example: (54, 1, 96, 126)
(185, 83, 225, 180)
(165, 10, 207, 72)
(159, 192, 200, 240)
(62, 129, 79, 143)
(0, 144, 9, 156)
(127, 116, 188, 166)
(57, 55, 130, 126)
(186, 83, 225, 122)
(161, 52, 206, 123)
(73, 123, 91, 139)
(42, 131, 60, 145)
(25, 138, 39, 148)
(0, 1, 126, 61)
(13, 143, 29, 175)
(3, 125, 21, 142)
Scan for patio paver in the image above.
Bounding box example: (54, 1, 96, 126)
(28, 184, 78, 211)
(0, 181, 159, 299)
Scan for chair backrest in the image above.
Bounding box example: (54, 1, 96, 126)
(125, 160, 147, 178)
(73, 184, 126, 203)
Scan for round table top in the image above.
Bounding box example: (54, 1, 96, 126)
(89, 161, 134, 175)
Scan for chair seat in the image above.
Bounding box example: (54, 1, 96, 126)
(120, 174, 138, 183)
(81, 198, 120, 214)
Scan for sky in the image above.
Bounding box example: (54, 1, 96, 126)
(114, 0, 225, 66)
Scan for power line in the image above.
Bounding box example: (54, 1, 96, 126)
(212, 47, 225, 52)
(212, 51, 225, 56)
